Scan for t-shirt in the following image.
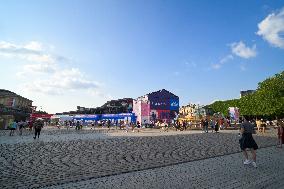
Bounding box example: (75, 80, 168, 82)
(204, 121, 209, 126)
(241, 121, 254, 134)
(34, 121, 43, 129)
(11, 122, 17, 129)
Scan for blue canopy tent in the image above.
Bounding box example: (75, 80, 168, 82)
(101, 113, 136, 123)
(73, 114, 100, 121)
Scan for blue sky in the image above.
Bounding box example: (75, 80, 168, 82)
(0, 0, 283, 113)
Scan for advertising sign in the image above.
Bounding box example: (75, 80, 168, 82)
(228, 107, 239, 123)
(170, 99, 179, 110)
(141, 102, 150, 116)
(30, 114, 53, 119)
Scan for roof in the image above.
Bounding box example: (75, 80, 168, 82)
(0, 89, 33, 102)
(146, 89, 179, 98)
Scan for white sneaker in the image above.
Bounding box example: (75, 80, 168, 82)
(244, 159, 251, 165)
(252, 161, 257, 168)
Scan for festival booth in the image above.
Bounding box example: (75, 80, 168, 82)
(101, 113, 136, 123)
(50, 115, 60, 123)
(30, 113, 53, 123)
(30, 113, 53, 119)
(60, 115, 73, 122)
(50, 115, 73, 125)
(73, 114, 100, 122)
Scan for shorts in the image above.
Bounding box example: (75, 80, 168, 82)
(239, 133, 258, 150)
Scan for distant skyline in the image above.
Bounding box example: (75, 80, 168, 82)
(0, 0, 284, 113)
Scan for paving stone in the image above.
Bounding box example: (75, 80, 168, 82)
(0, 128, 281, 188)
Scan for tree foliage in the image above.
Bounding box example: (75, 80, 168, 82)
(206, 71, 284, 118)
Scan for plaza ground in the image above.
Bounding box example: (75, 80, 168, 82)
(0, 127, 283, 189)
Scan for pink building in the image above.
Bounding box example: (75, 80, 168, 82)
(133, 97, 150, 124)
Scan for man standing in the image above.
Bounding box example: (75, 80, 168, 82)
(182, 121, 187, 131)
(33, 119, 43, 139)
(76, 121, 80, 130)
(204, 118, 209, 133)
(107, 119, 111, 131)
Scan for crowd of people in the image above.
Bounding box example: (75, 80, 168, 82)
(8, 119, 44, 139)
(5, 116, 284, 169)
(6, 117, 284, 149)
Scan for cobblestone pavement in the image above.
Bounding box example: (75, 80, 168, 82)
(0, 129, 279, 189)
(44, 146, 284, 189)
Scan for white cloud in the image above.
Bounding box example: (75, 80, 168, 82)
(220, 54, 233, 64)
(17, 62, 57, 77)
(185, 61, 197, 68)
(0, 41, 103, 95)
(20, 67, 100, 95)
(24, 41, 43, 51)
(230, 41, 257, 59)
(211, 54, 234, 70)
(26, 54, 55, 63)
(211, 64, 221, 70)
(0, 41, 57, 64)
(257, 7, 284, 49)
(88, 89, 113, 100)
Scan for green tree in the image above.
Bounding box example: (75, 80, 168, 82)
(207, 71, 284, 118)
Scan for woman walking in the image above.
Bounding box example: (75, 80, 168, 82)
(214, 120, 219, 133)
(239, 116, 258, 168)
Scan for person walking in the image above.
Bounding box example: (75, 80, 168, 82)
(29, 120, 33, 131)
(204, 119, 209, 133)
(137, 121, 141, 132)
(255, 119, 261, 133)
(210, 119, 215, 133)
(256, 119, 261, 134)
(91, 121, 95, 130)
(239, 116, 258, 168)
(9, 120, 17, 136)
(33, 119, 43, 139)
(214, 120, 219, 133)
(75, 121, 80, 130)
(276, 119, 284, 148)
(115, 120, 118, 130)
(107, 120, 111, 132)
(131, 122, 135, 132)
(200, 119, 205, 132)
(125, 121, 130, 133)
(18, 120, 24, 136)
(219, 118, 224, 130)
(182, 121, 187, 131)
(175, 121, 180, 131)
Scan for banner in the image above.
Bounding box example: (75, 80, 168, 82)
(170, 99, 179, 110)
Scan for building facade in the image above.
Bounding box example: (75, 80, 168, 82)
(179, 103, 212, 121)
(133, 97, 150, 124)
(133, 89, 179, 124)
(0, 89, 33, 129)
